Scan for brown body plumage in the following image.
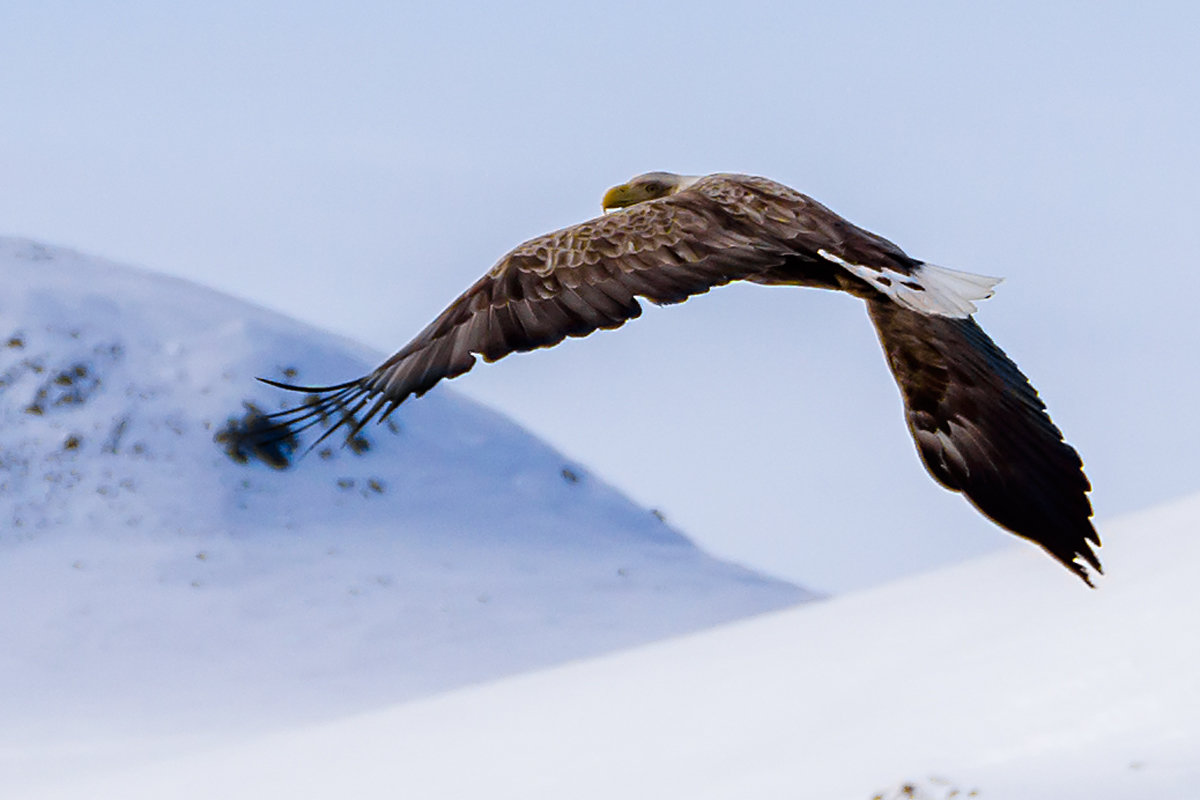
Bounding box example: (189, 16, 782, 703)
(262, 172, 1100, 583)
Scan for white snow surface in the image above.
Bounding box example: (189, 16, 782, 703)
(0, 239, 810, 785)
(5, 238, 1198, 799)
(22, 489, 1200, 800)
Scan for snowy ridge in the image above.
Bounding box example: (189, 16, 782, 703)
(0, 238, 810, 784)
(22, 489, 1200, 800)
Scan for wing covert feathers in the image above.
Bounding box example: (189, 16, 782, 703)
(259, 180, 797, 446)
(867, 299, 1101, 583)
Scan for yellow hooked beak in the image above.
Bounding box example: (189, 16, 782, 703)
(602, 183, 640, 211)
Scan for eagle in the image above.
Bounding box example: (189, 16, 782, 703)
(262, 172, 1101, 584)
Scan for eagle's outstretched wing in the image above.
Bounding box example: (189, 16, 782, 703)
(260, 188, 799, 448)
(867, 298, 1101, 582)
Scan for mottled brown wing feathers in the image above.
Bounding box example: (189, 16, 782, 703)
(867, 299, 1101, 583)
(260, 190, 792, 447)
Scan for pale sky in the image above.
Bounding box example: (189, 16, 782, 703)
(3, 1, 1198, 591)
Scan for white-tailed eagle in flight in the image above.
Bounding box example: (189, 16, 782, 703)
(262, 172, 1101, 584)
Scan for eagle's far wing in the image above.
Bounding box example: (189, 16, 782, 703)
(866, 298, 1101, 583)
(260, 194, 790, 448)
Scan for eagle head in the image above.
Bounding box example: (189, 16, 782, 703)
(602, 171, 702, 210)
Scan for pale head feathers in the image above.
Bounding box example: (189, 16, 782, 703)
(602, 171, 703, 211)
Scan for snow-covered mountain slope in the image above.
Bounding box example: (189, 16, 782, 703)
(0, 238, 811, 783)
(29, 490, 1199, 800)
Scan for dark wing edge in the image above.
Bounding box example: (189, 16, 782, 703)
(256, 196, 788, 451)
(254, 376, 370, 453)
(866, 299, 1101, 584)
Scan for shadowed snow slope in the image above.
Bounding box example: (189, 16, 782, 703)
(21, 490, 1200, 800)
(0, 238, 811, 786)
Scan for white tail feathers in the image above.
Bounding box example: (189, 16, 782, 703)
(818, 250, 1002, 318)
(906, 262, 1003, 317)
